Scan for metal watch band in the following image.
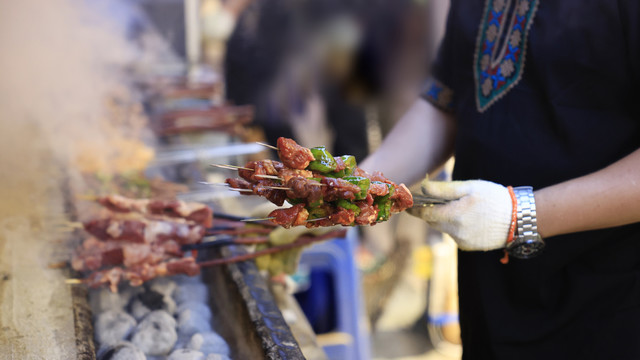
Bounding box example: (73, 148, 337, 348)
(507, 186, 545, 259)
(514, 186, 537, 243)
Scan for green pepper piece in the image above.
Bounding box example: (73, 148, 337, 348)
(287, 198, 304, 205)
(341, 155, 357, 173)
(342, 176, 370, 200)
(308, 206, 328, 219)
(337, 199, 361, 216)
(308, 198, 323, 208)
(327, 155, 357, 177)
(376, 201, 391, 222)
(307, 146, 337, 173)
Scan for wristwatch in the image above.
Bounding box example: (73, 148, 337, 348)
(506, 186, 545, 259)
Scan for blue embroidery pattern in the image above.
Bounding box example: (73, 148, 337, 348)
(474, 0, 539, 112)
(421, 78, 454, 113)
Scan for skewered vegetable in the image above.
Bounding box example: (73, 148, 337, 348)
(308, 146, 337, 172)
(223, 137, 413, 228)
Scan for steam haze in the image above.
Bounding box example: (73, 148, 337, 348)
(0, 0, 159, 221)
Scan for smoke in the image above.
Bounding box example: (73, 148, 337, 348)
(0, 0, 174, 221)
(0, 1, 182, 357)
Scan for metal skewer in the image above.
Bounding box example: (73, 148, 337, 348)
(245, 174, 326, 186)
(210, 164, 253, 171)
(411, 194, 450, 206)
(256, 142, 278, 150)
(241, 217, 275, 222)
(261, 186, 292, 191)
(253, 174, 282, 180)
(203, 182, 301, 192)
(227, 188, 253, 193)
(213, 213, 275, 223)
(306, 217, 328, 222)
(198, 181, 228, 186)
(199, 182, 253, 193)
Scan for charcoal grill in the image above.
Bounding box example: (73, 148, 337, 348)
(69, 244, 308, 359)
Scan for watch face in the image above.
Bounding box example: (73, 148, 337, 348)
(508, 238, 545, 259)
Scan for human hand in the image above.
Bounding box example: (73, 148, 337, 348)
(410, 178, 513, 251)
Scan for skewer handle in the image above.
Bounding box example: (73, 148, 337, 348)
(240, 217, 276, 222)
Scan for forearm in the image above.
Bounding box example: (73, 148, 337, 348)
(360, 98, 456, 185)
(535, 148, 640, 238)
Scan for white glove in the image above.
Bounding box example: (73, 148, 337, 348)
(412, 179, 512, 251)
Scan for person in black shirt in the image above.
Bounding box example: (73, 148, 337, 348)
(362, 1, 640, 359)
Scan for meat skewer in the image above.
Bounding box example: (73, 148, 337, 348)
(95, 194, 214, 227)
(220, 138, 414, 228)
(224, 172, 403, 212)
(73, 224, 275, 273)
(83, 215, 205, 244)
(222, 176, 360, 203)
(267, 203, 309, 228)
(69, 229, 347, 291)
(81, 257, 202, 292)
(209, 213, 278, 228)
(240, 216, 328, 225)
(261, 185, 292, 191)
(224, 177, 287, 206)
(69, 194, 298, 291)
(71, 237, 183, 272)
(275, 137, 316, 169)
(254, 174, 325, 186)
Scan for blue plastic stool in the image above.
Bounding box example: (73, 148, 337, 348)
(296, 228, 370, 360)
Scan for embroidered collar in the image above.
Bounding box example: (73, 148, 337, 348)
(474, 0, 539, 112)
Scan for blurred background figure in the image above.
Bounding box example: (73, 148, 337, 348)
(223, 0, 367, 160)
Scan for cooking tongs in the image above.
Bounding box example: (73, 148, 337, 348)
(411, 193, 451, 207)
